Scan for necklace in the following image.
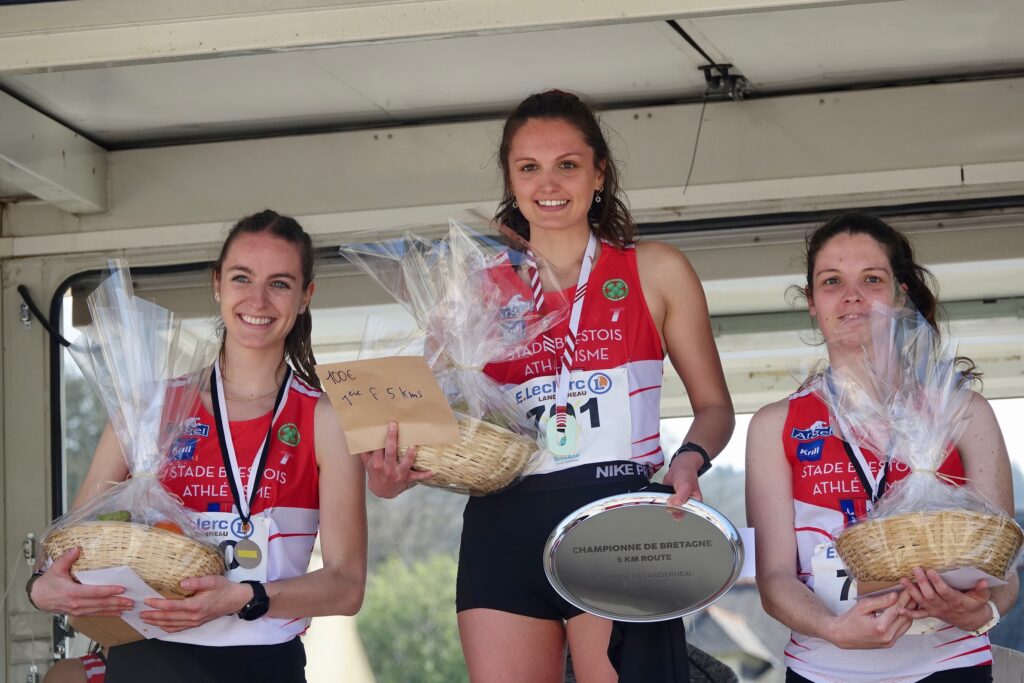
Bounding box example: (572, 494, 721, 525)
(223, 386, 281, 402)
(218, 358, 288, 402)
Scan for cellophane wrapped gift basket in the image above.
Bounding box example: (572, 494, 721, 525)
(820, 301, 1023, 584)
(340, 220, 568, 495)
(43, 263, 223, 597)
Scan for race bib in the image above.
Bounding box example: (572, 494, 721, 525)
(810, 541, 857, 615)
(192, 512, 270, 582)
(515, 367, 632, 471)
(811, 542, 945, 634)
(904, 616, 945, 635)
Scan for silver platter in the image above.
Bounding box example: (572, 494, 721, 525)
(543, 492, 743, 622)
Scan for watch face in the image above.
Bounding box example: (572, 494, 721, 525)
(239, 582, 270, 621)
(240, 600, 269, 621)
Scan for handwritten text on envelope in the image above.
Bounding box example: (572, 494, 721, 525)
(316, 356, 460, 454)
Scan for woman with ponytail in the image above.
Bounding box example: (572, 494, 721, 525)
(746, 212, 1015, 683)
(461, 91, 734, 682)
(30, 210, 374, 682)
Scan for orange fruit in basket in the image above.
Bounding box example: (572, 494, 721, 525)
(153, 520, 184, 535)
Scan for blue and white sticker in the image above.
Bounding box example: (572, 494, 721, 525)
(171, 437, 198, 461)
(796, 438, 825, 462)
(791, 420, 833, 441)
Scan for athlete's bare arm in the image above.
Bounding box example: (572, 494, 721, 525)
(636, 241, 734, 505)
(746, 400, 914, 649)
(260, 394, 368, 617)
(71, 423, 130, 509)
(899, 392, 1018, 628)
(27, 422, 135, 617)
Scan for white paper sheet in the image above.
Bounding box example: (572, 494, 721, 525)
(856, 566, 1007, 599)
(739, 527, 756, 578)
(74, 567, 171, 639)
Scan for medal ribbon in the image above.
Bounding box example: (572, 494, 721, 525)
(526, 233, 598, 444)
(211, 356, 291, 526)
(825, 370, 887, 503)
(841, 435, 888, 504)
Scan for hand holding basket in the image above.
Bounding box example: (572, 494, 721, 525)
(42, 263, 223, 596)
(341, 221, 568, 494)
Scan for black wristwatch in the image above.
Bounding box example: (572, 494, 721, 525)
(672, 442, 712, 477)
(237, 581, 270, 621)
(25, 569, 45, 610)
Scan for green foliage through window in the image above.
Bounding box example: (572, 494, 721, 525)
(358, 554, 468, 683)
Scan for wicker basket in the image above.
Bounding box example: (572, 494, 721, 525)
(44, 521, 225, 598)
(835, 509, 1024, 583)
(413, 417, 536, 495)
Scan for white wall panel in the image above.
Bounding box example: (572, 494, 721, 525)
(5, 78, 1024, 251)
(0, 0, 886, 74)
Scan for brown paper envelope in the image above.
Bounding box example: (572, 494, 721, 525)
(316, 356, 460, 454)
(68, 586, 181, 646)
(69, 615, 144, 647)
(854, 580, 901, 597)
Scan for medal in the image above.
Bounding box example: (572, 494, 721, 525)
(234, 538, 263, 569)
(527, 234, 598, 456)
(210, 358, 291, 572)
(546, 413, 580, 456)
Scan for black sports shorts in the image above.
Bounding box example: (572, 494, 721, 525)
(456, 461, 650, 621)
(105, 635, 306, 683)
(787, 665, 992, 683)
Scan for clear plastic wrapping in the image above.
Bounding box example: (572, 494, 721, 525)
(43, 262, 221, 581)
(339, 220, 570, 493)
(820, 300, 1023, 580)
(341, 220, 568, 436)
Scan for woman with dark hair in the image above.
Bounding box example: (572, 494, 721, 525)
(450, 90, 733, 681)
(29, 210, 375, 682)
(746, 212, 1017, 683)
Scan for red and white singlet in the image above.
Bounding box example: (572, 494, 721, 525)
(160, 374, 321, 646)
(783, 382, 991, 683)
(485, 242, 666, 476)
(80, 652, 106, 683)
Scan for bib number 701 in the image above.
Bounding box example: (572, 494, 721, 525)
(526, 396, 601, 429)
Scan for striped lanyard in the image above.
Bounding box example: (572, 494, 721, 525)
(838, 413, 888, 504)
(526, 233, 598, 443)
(826, 370, 887, 503)
(211, 356, 291, 525)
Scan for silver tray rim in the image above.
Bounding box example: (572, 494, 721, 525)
(543, 491, 744, 622)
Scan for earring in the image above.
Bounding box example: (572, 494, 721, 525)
(594, 190, 602, 204)
(512, 199, 518, 209)
(299, 306, 306, 314)
(214, 292, 220, 303)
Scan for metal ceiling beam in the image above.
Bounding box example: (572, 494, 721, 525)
(0, 0, 896, 75)
(5, 76, 1024, 251)
(0, 91, 106, 214)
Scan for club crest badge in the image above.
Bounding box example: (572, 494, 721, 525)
(602, 278, 628, 301)
(277, 423, 300, 446)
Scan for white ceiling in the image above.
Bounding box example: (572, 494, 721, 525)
(0, 22, 705, 146)
(683, 0, 1024, 90)
(3, 0, 1021, 410)
(1, 0, 1021, 148)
